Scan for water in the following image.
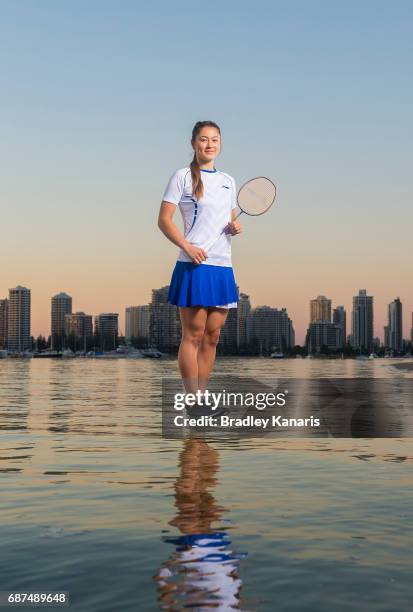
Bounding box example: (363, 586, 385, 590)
(1, 358, 412, 611)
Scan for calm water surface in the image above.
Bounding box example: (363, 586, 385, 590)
(1, 358, 412, 611)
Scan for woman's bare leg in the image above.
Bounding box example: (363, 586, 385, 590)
(178, 307, 208, 394)
(197, 307, 228, 393)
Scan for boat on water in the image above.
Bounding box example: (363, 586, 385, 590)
(126, 350, 145, 359)
(8, 351, 33, 358)
(85, 348, 149, 359)
(141, 348, 166, 358)
(270, 352, 284, 359)
(0, 349, 8, 359)
(86, 350, 104, 358)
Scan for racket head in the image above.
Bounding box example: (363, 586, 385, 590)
(237, 177, 276, 216)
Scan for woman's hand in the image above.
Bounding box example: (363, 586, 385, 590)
(184, 243, 208, 265)
(226, 220, 242, 236)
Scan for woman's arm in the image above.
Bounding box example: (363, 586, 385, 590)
(227, 209, 242, 235)
(158, 201, 207, 265)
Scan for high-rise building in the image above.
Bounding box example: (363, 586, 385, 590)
(220, 307, 238, 353)
(306, 321, 341, 353)
(51, 292, 72, 350)
(250, 306, 294, 353)
(288, 318, 295, 349)
(219, 291, 252, 354)
(384, 326, 389, 348)
(219, 285, 241, 353)
(373, 337, 381, 352)
(411, 312, 413, 344)
(125, 306, 150, 342)
(310, 295, 331, 323)
(0, 298, 8, 349)
(387, 297, 403, 352)
(238, 292, 251, 348)
(95, 313, 119, 351)
(7, 286, 31, 352)
(333, 306, 346, 348)
(351, 289, 374, 353)
(150, 286, 181, 351)
(65, 312, 93, 351)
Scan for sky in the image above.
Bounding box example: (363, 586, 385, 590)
(1, 0, 412, 344)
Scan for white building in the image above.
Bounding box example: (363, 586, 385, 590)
(7, 286, 31, 352)
(51, 292, 72, 350)
(125, 305, 150, 341)
(351, 289, 374, 353)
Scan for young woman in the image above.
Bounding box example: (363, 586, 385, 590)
(158, 120, 242, 395)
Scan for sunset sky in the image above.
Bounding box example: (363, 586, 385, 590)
(1, 1, 412, 344)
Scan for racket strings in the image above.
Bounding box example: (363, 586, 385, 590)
(237, 177, 276, 216)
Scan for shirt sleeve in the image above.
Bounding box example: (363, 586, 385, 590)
(162, 170, 184, 206)
(230, 176, 237, 210)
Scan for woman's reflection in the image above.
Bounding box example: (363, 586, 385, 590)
(153, 438, 246, 610)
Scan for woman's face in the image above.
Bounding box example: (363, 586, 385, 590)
(192, 127, 221, 164)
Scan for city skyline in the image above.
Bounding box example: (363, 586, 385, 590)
(1, 283, 413, 347)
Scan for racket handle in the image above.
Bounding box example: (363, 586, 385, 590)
(204, 231, 224, 254)
(204, 210, 243, 254)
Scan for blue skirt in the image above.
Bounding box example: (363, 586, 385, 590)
(168, 261, 239, 307)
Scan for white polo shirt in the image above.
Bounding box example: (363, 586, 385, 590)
(162, 167, 237, 267)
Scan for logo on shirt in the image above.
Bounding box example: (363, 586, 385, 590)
(222, 185, 230, 189)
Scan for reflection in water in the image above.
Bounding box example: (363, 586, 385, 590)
(1, 359, 413, 611)
(154, 439, 246, 610)
(317, 378, 413, 437)
(47, 361, 122, 435)
(48, 361, 78, 433)
(0, 360, 31, 431)
(0, 361, 33, 473)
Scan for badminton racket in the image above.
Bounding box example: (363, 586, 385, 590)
(203, 176, 277, 253)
